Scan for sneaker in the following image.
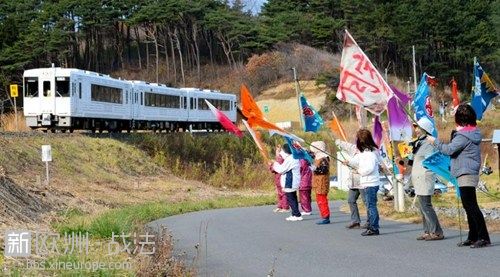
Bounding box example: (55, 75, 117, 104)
(273, 208, 281, 213)
(416, 233, 430, 241)
(301, 212, 311, 216)
(316, 218, 330, 225)
(361, 229, 380, 236)
(361, 222, 370, 229)
(457, 239, 475, 247)
(346, 222, 361, 229)
(286, 216, 303, 222)
(424, 233, 444, 241)
(278, 209, 290, 213)
(470, 239, 490, 249)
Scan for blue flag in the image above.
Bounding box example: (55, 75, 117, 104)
(471, 60, 498, 121)
(285, 137, 314, 164)
(422, 152, 459, 197)
(300, 94, 323, 132)
(413, 73, 438, 137)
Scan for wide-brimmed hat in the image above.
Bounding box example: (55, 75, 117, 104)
(416, 117, 434, 135)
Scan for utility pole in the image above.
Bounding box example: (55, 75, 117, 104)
(292, 67, 304, 130)
(412, 45, 417, 92)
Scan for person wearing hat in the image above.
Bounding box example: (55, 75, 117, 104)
(310, 141, 331, 224)
(411, 117, 444, 241)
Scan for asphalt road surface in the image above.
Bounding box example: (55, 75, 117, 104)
(149, 201, 499, 277)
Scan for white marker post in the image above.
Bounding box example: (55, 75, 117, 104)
(41, 145, 52, 186)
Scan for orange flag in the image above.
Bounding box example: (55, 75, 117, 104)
(240, 84, 287, 133)
(242, 119, 269, 163)
(329, 111, 347, 141)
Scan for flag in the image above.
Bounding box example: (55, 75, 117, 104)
(242, 119, 269, 162)
(451, 78, 460, 108)
(205, 100, 243, 138)
(373, 116, 383, 147)
(387, 86, 412, 141)
(300, 94, 323, 132)
(413, 73, 438, 137)
(398, 142, 412, 159)
(329, 111, 347, 141)
(284, 137, 314, 164)
(336, 30, 393, 115)
(422, 152, 459, 197)
(240, 84, 304, 142)
(471, 60, 498, 120)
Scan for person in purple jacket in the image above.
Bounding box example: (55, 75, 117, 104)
(299, 158, 313, 216)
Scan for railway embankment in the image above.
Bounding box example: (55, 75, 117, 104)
(0, 132, 271, 230)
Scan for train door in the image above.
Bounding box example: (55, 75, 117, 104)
(131, 87, 139, 121)
(39, 74, 55, 126)
(72, 76, 82, 114)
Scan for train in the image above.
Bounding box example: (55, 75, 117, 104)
(22, 66, 237, 133)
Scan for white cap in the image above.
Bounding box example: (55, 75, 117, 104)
(416, 117, 434, 135)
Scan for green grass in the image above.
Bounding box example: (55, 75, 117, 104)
(55, 195, 276, 239)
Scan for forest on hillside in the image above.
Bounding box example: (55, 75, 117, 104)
(0, 0, 499, 103)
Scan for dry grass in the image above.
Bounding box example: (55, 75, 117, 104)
(0, 112, 30, 132)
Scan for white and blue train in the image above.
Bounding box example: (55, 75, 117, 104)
(23, 67, 237, 133)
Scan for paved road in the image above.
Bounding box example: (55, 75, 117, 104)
(149, 201, 500, 277)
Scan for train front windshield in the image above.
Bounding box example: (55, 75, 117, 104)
(56, 77, 70, 97)
(24, 77, 39, 97)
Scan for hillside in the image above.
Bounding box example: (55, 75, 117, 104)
(256, 81, 329, 124)
(0, 134, 269, 231)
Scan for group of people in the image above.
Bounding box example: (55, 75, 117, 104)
(269, 104, 491, 248)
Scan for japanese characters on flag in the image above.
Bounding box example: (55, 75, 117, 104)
(337, 30, 393, 115)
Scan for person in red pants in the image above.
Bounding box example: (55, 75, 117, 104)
(299, 158, 312, 215)
(310, 141, 331, 224)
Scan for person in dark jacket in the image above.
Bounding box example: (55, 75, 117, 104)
(427, 104, 490, 248)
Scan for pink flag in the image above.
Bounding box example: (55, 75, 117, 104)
(337, 30, 393, 115)
(205, 100, 243, 138)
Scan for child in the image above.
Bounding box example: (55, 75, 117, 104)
(336, 139, 368, 229)
(270, 145, 289, 213)
(428, 104, 490, 248)
(299, 158, 313, 215)
(411, 117, 444, 241)
(310, 141, 331, 225)
(271, 144, 302, 221)
(345, 129, 381, 236)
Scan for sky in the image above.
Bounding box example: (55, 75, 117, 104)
(240, 0, 267, 14)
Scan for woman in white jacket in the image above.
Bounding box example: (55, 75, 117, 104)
(336, 139, 368, 229)
(344, 129, 381, 236)
(271, 144, 302, 221)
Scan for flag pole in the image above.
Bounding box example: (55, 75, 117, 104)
(292, 67, 305, 130)
(385, 105, 404, 212)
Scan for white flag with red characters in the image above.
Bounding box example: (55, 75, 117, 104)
(337, 30, 393, 115)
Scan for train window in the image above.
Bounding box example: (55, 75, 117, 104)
(56, 77, 70, 97)
(183, 97, 187, 109)
(43, 81, 51, 97)
(141, 92, 143, 105)
(126, 91, 128, 104)
(79, 83, 82, 99)
(91, 84, 123, 104)
(24, 77, 38, 97)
